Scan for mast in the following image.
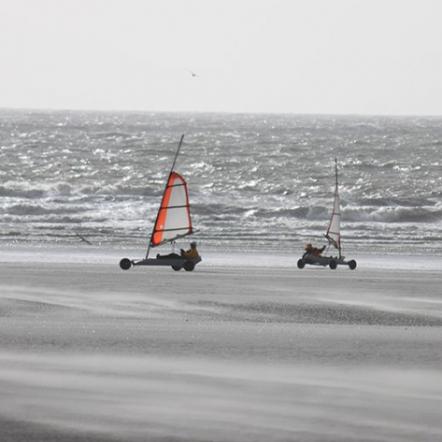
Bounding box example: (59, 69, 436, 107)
(145, 134, 185, 259)
(169, 134, 185, 179)
(334, 157, 338, 191)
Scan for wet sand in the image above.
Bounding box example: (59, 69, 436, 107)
(0, 249, 441, 441)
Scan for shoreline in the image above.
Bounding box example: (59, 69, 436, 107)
(1, 243, 442, 270)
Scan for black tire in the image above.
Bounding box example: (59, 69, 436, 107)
(184, 261, 195, 271)
(348, 260, 357, 270)
(172, 265, 182, 271)
(297, 259, 305, 269)
(119, 258, 132, 270)
(329, 259, 337, 270)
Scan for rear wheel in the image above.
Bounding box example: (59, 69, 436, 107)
(171, 265, 182, 271)
(297, 259, 305, 269)
(119, 258, 132, 270)
(184, 261, 195, 271)
(329, 260, 337, 270)
(348, 260, 357, 270)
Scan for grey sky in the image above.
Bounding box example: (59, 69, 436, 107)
(1, 0, 441, 114)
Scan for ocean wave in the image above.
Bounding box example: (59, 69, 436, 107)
(192, 203, 250, 216)
(0, 182, 77, 198)
(356, 197, 436, 207)
(1, 204, 89, 216)
(343, 207, 442, 223)
(192, 203, 442, 224)
(252, 207, 329, 219)
(275, 205, 442, 224)
(0, 186, 46, 198)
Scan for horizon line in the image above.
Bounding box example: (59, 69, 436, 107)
(0, 105, 441, 119)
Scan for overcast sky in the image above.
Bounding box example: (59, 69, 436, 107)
(1, 0, 441, 115)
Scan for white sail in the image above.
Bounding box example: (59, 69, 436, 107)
(150, 171, 192, 247)
(325, 159, 341, 255)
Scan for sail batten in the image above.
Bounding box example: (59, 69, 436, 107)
(155, 226, 192, 232)
(159, 205, 190, 210)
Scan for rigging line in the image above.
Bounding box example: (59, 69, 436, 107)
(169, 134, 185, 176)
(74, 232, 93, 245)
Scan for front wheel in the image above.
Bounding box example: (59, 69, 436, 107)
(329, 260, 337, 270)
(171, 265, 182, 271)
(297, 259, 305, 269)
(348, 260, 357, 270)
(119, 258, 132, 270)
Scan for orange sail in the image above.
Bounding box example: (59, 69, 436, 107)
(150, 171, 192, 247)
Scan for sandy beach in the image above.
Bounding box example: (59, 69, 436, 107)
(0, 247, 441, 442)
(2, 0, 442, 439)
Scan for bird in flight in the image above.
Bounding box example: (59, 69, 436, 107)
(186, 69, 198, 78)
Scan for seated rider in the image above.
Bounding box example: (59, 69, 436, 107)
(157, 241, 200, 260)
(304, 243, 326, 257)
(180, 241, 200, 260)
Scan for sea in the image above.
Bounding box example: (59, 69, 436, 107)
(1, 109, 441, 255)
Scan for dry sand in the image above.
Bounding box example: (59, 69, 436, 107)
(0, 248, 441, 441)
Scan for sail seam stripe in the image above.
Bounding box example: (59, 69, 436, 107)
(159, 205, 190, 209)
(153, 227, 191, 232)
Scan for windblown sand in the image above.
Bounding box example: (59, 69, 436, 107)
(0, 249, 441, 442)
